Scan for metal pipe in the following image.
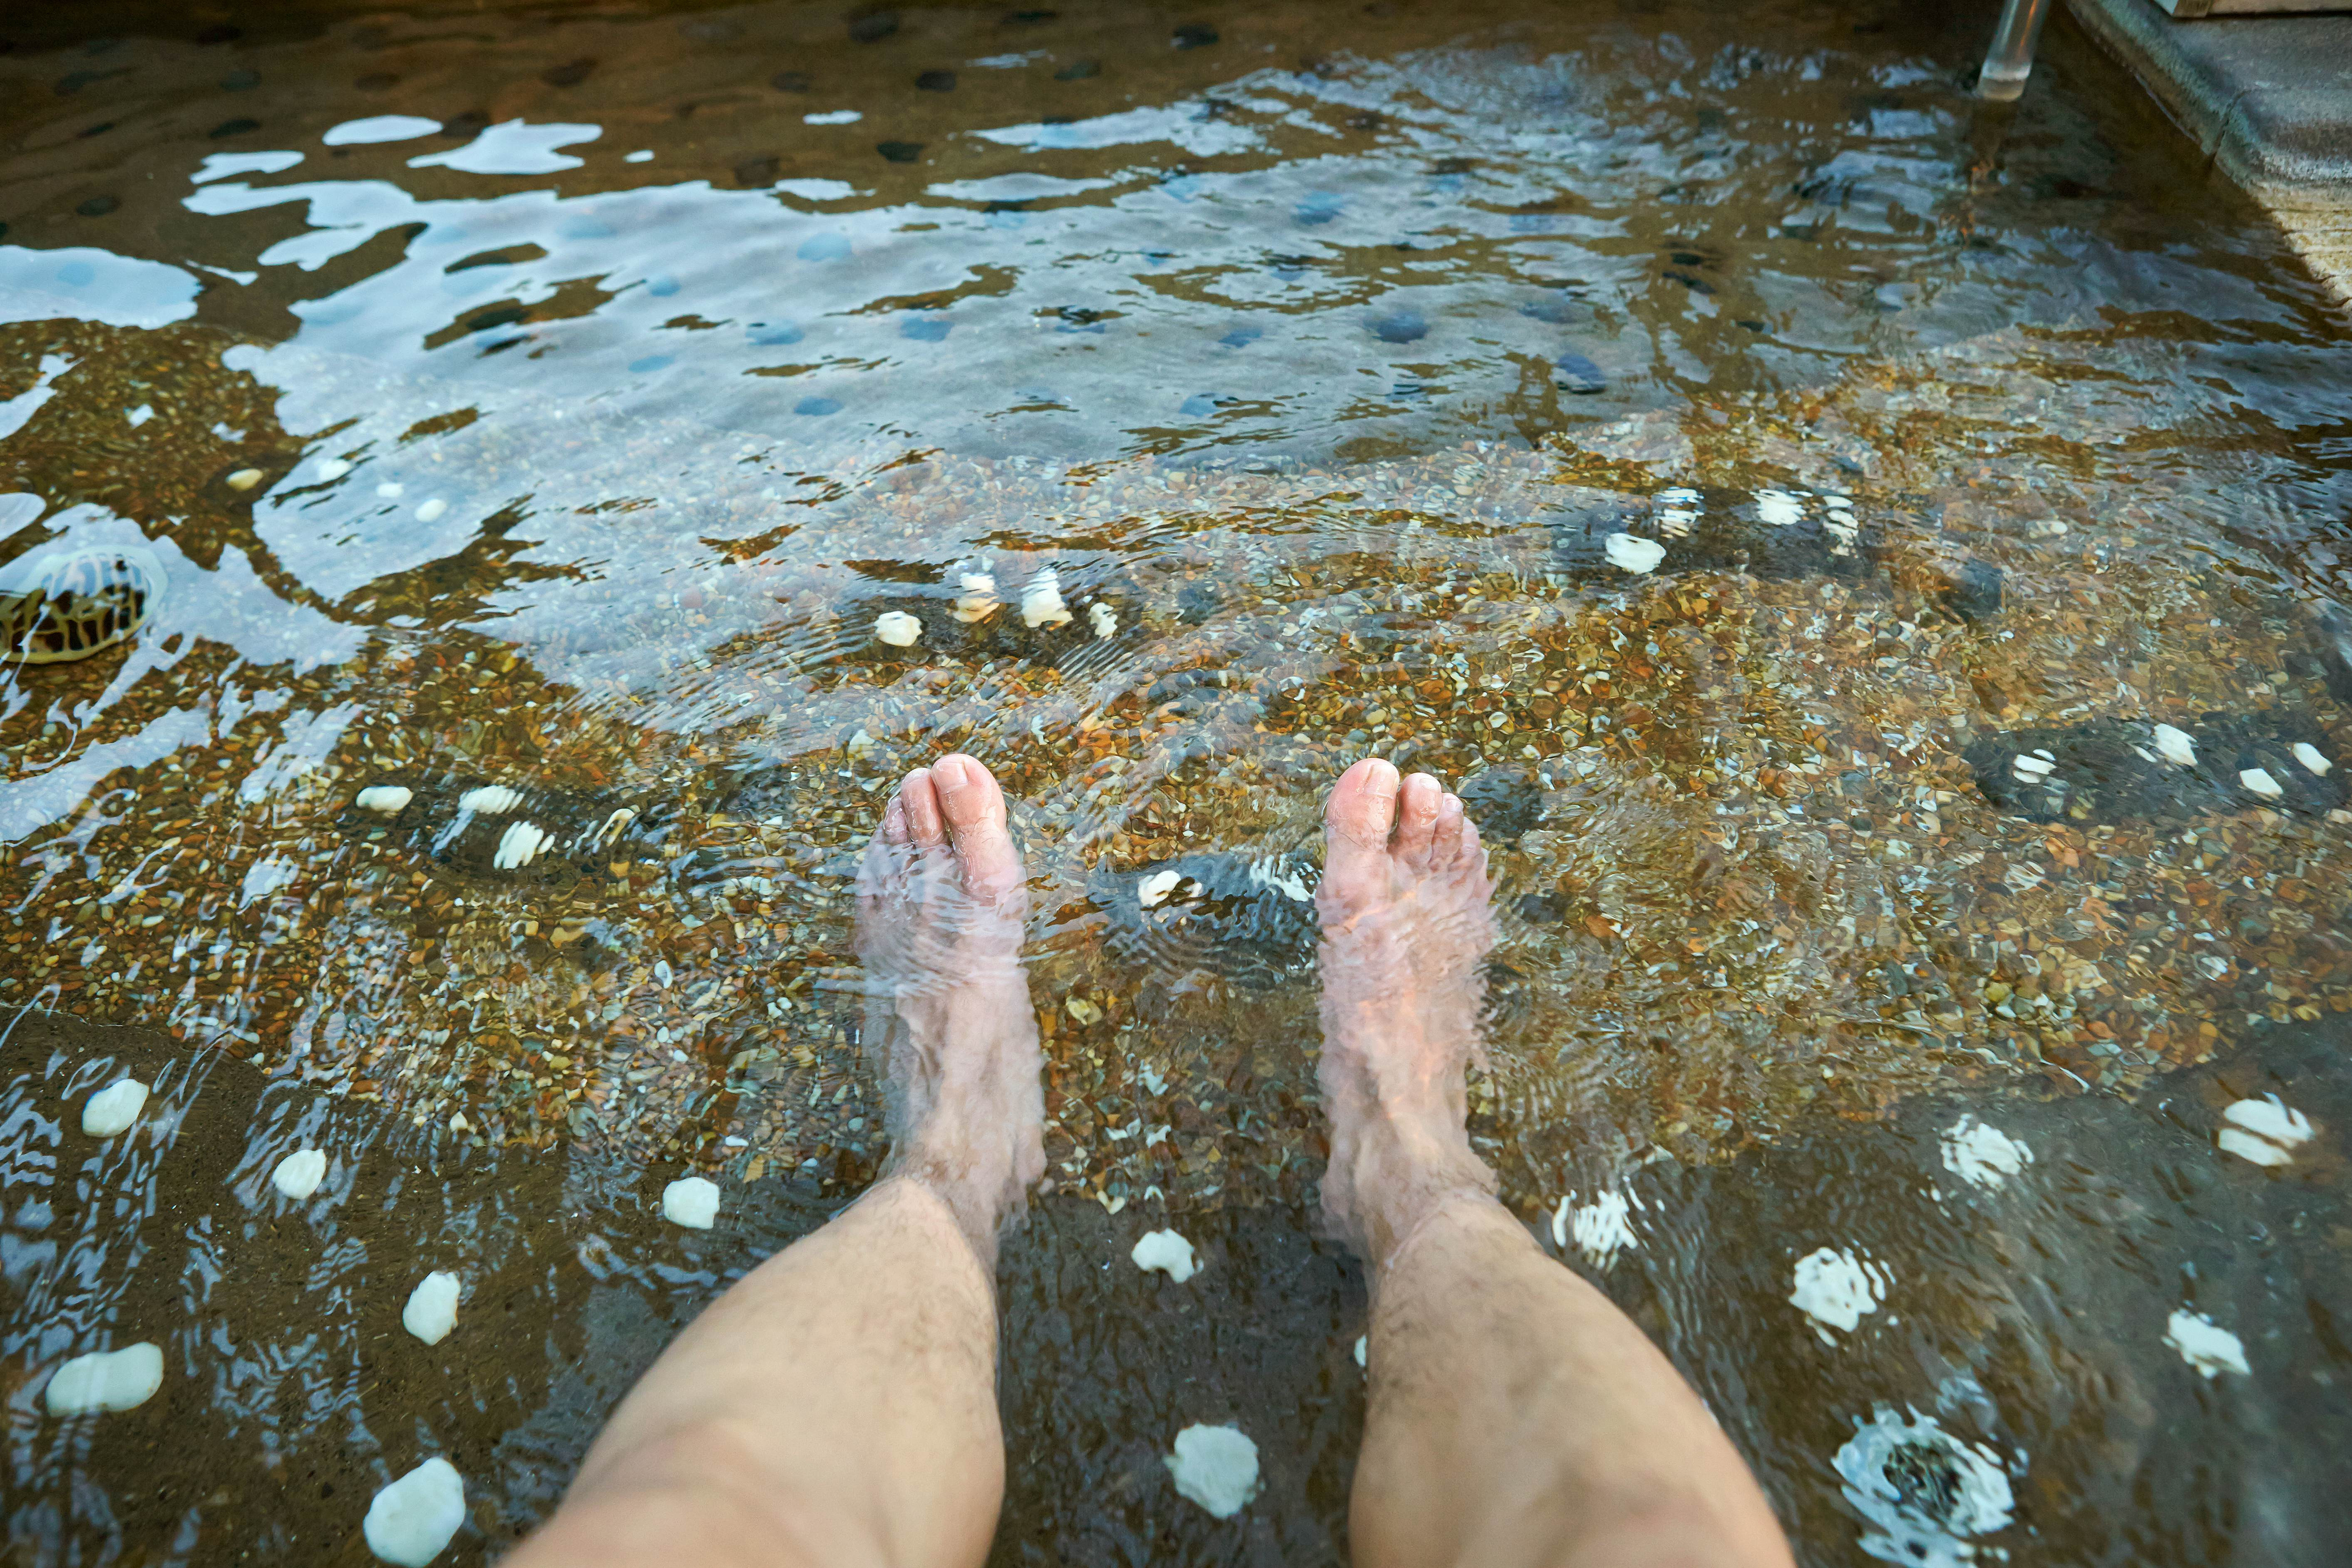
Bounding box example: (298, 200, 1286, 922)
(1976, 0, 2054, 102)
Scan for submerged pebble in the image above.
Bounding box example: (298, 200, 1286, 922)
(45, 1342, 164, 1415)
(1833, 1405, 2016, 1566)
(355, 784, 413, 813)
(2292, 741, 2331, 775)
(662, 1175, 720, 1228)
(364, 1456, 466, 1567)
(224, 467, 263, 491)
(415, 498, 448, 524)
(1552, 1189, 1638, 1268)
(874, 610, 921, 646)
(952, 572, 999, 623)
(81, 1078, 148, 1137)
(2163, 1308, 2248, 1379)
(1130, 1228, 1198, 1282)
(2152, 724, 2197, 767)
(2217, 1094, 2313, 1167)
(1165, 1423, 1260, 1518)
(1021, 568, 1072, 629)
(1938, 1116, 2032, 1190)
(1088, 600, 1118, 639)
(2238, 767, 2283, 800)
(456, 784, 523, 815)
(492, 820, 549, 870)
(271, 1148, 328, 1199)
(1789, 1247, 1888, 1343)
(1603, 532, 1664, 574)
(315, 457, 351, 481)
(402, 1272, 461, 1344)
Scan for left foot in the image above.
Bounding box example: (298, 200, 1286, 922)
(853, 755, 1044, 1257)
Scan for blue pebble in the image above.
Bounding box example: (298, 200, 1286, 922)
(900, 316, 951, 342)
(797, 233, 852, 261)
(795, 396, 842, 416)
(1370, 310, 1427, 344)
(628, 355, 674, 374)
(748, 321, 804, 346)
(1555, 352, 1606, 394)
(645, 274, 680, 297)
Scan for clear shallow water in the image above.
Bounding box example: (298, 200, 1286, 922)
(4, 2, 2352, 1563)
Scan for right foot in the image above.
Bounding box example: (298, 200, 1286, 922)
(1315, 759, 1500, 1270)
(853, 754, 1044, 1258)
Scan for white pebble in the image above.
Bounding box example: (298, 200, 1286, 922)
(1131, 1228, 1198, 1282)
(1088, 601, 1118, 639)
(1823, 493, 1852, 508)
(82, 1079, 149, 1137)
(492, 820, 549, 870)
(44, 1343, 164, 1416)
(1137, 869, 1183, 908)
(1550, 1189, 1639, 1268)
(2292, 742, 2331, 776)
(355, 785, 413, 814)
(364, 1456, 466, 1567)
(456, 784, 522, 814)
(315, 457, 351, 481)
(952, 572, 999, 623)
(224, 467, 264, 492)
(662, 1175, 721, 1229)
(2163, 1309, 2248, 1379)
(377, 481, 405, 499)
(874, 610, 922, 647)
(2238, 767, 2283, 800)
(2012, 752, 2055, 778)
(1788, 1247, 1887, 1343)
(414, 498, 448, 524)
(1021, 568, 1073, 629)
(1164, 1424, 1259, 1518)
(1753, 489, 1803, 526)
(1939, 1116, 2032, 1190)
(2218, 1094, 2312, 1168)
(1353, 1335, 1367, 1368)
(2152, 724, 2197, 767)
(402, 1272, 461, 1344)
(272, 1148, 328, 1199)
(1603, 532, 1665, 574)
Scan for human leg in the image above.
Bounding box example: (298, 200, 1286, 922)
(1317, 760, 1792, 1568)
(511, 755, 1042, 1568)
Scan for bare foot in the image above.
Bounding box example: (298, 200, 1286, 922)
(854, 754, 1044, 1260)
(1316, 759, 1500, 1270)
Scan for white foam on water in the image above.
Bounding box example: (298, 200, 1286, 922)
(271, 1148, 328, 1199)
(1165, 1424, 1259, 1518)
(1603, 532, 1664, 574)
(364, 1456, 466, 1566)
(662, 1175, 721, 1229)
(2164, 1308, 2249, 1379)
(81, 1079, 149, 1137)
(1550, 1189, 1639, 1268)
(44, 1342, 164, 1415)
(1833, 1405, 2015, 1567)
(355, 785, 412, 813)
(1939, 1116, 2033, 1190)
(1790, 1247, 1888, 1343)
(1131, 1228, 1198, 1282)
(402, 1272, 461, 1344)
(2152, 724, 2197, 767)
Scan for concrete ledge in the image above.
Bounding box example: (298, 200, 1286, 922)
(2065, 0, 2352, 304)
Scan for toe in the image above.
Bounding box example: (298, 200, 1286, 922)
(1432, 792, 1465, 862)
(932, 753, 1023, 904)
(1322, 758, 1401, 909)
(900, 767, 946, 848)
(1396, 773, 1442, 865)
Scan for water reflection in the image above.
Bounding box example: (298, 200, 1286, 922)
(4, 0, 2352, 1562)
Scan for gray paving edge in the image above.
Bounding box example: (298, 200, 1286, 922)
(2063, 0, 2352, 309)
